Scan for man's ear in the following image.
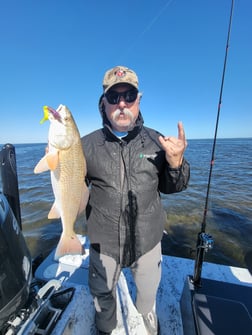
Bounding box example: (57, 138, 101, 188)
(98, 94, 105, 115)
(101, 102, 105, 113)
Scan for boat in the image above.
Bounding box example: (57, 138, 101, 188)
(0, 139, 252, 335)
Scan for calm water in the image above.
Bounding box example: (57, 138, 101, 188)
(1, 138, 252, 268)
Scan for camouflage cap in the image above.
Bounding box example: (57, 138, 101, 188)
(103, 66, 138, 93)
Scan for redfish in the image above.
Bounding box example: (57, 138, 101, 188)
(34, 104, 89, 260)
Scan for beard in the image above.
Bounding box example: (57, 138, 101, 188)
(111, 108, 136, 131)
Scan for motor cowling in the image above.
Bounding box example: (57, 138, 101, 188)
(0, 193, 32, 330)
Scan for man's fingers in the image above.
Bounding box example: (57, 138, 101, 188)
(178, 121, 185, 141)
(158, 135, 166, 149)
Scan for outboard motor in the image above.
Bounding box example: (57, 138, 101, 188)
(0, 144, 21, 228)
(0, 144, 32, 332)
(0, 194, 32, 331)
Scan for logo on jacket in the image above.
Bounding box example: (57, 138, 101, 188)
(139, 153, 157, 159)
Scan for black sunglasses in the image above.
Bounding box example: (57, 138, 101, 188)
(105, 88, 138, 105)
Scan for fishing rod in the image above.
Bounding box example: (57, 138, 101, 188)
(192, 0, 235, 286)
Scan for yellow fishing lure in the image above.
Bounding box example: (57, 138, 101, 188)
(40, 106, 49, 124)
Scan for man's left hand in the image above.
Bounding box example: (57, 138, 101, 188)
(158, 122, 187, 168)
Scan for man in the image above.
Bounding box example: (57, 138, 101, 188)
(82, 66, 190, 334)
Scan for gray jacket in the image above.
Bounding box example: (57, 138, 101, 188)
(82, 112, 190, 267)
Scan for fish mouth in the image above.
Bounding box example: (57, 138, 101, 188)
(47, 106, 62, 122)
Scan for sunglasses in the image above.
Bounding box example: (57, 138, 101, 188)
(105, 88, 138, 105)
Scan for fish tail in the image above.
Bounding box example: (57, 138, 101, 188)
(54, 233, 83, 260)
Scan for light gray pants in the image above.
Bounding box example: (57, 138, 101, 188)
(88, 243, 162, 333)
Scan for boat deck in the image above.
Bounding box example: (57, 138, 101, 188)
(34, 236, 252, 335)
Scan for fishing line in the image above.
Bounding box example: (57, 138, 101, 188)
(135, 0, 175, 40)
(116, 0, 176, 63)
(192, 0, 235, 286)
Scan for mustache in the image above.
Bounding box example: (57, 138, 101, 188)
(112, 108, 134, 122)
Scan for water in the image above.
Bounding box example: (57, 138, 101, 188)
(1, 139, 252, 268)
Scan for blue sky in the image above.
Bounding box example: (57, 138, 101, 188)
(1, 0, 251, 144)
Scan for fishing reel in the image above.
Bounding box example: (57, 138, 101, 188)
(192, 232, 214, 286)
(198, 232, 214, 252)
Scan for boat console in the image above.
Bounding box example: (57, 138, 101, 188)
(180, 275, 252, 335)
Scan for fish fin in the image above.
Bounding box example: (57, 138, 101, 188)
(54, 233, 83, 260)
(46, 151, 59, 170)
(48, 202, 60, 219)
(34, 151, 59, 173)
(78, 184, 90, 215)
(34, 155, 50, 173)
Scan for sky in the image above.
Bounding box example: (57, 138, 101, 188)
(0, 0, 251, 144)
